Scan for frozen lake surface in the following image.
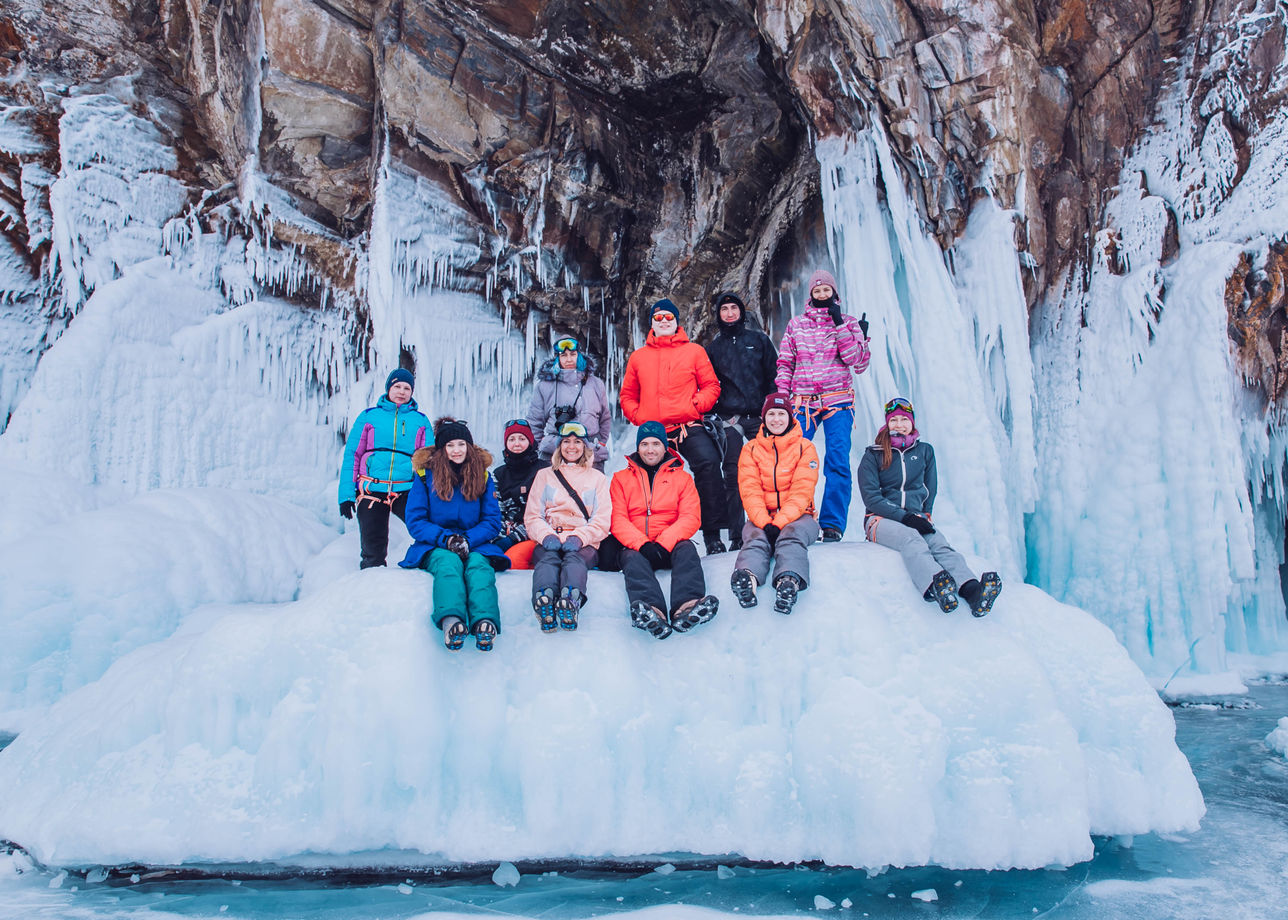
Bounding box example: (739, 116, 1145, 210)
(1, 680, 1286, 919)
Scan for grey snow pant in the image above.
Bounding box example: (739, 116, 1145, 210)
(621, 540, 706, 616)
(866, 515, 976, 595)
(735, 517, 820, 587)
(532, 544, 598, 600)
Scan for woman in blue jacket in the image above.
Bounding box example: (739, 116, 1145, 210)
(338, 368, 430, 568)
(400, 418, 507, 651)
(856, 397, 1001, 616)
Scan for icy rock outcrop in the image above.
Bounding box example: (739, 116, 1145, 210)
(0, 544, 1202, 871)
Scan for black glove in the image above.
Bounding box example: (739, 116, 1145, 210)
(339, 501, 355, 520)
(762, 523, 781, 546)
(639, 541, 669, 568)
(901, 511, 935, 535)
(564, 534, 583, 552)
(541, 534, 562, 551)
(827, 300, 844, 326)
(446, 534, 470, 560)
(857, 312, 869, 337)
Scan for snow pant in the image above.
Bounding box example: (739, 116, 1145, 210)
(671, 424, 724, 539)
(797, 404, 854, 533)
(719, 419, 758, 542)
(357, 490, 409, 568)
(866, 515, 976, 595)
(421, 548, 501, 634)
(532, 543, 599, 599)
(735, 516, 820, 588)
(621, 540, 706, 616)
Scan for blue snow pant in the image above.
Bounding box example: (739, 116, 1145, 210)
(796, 403, 854, 534)
(421, 548, 501, 634)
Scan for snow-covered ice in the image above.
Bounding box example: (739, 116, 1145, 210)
(1266, 718, 1288, 757)
(0, 542, 1201, 871)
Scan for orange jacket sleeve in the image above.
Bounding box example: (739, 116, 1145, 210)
(656, 473, 702, 550)
(692, 347, 720, 415)
(619, 352, 642, 425)
(610, 471, 648, 550)
(737, 442, 772, 529)
(772, 440, 820, 528)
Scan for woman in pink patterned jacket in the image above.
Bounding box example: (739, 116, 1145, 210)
(774, 269, 871, 541)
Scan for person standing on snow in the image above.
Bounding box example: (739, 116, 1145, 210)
(730, 393, 821, 615)
(491, 418, 549, 568)
(338, 368, 430, 569)
(705, 291, 779, 551)
(856, 397, 1002, 616)
(526, 335, 613, 469)
(619, 299, 725, 554)
(775, 269, 871, 542)
(525, 422, 612, 632)
(400, 418, 508, 652)
(610, 422, 719, 640)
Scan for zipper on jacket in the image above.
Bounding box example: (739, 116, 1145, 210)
(388, 405, 400, 485)
(642, 463, 654, 538)
(772, 441, 781, 511)
(897, 447, 907, 509)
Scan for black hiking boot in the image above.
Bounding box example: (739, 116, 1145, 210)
(926, 569, 959, 613)
(533, 589, 557, 632)
(556, 587, 582, 630)
(729, 533, 743, 551)
(773, 574, 803, 615)
(630, 601, 672, 639)
(442, 616, 467, 651)
(820, 527, 844, 543)
(960, 572, 1002, 617)
(671, 594, 719, 632)
(705, 535, 727, 555)
(731, 569, 758, 608)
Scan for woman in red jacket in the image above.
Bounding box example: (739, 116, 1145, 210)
(619, 299, 726, 555)
(610, 421, 719, 639)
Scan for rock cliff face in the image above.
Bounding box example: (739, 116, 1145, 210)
(6, 0, 1281, 368)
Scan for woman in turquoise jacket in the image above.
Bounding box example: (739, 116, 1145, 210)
(400, 418, 507, 651)
(338, 368, 430, 568)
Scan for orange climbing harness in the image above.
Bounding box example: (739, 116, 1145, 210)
(357, 474, 412, 509)
(793, 389, 855, 434)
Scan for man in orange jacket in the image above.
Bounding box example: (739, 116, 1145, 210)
(730, 392, 821, 615)
(619, 299, 726, 555)
(610, 421, 719, 639)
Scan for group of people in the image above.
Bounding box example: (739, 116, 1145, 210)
(338, 271, 1002, 652)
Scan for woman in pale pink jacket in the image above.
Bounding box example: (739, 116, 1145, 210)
(524, 422, 612, 631)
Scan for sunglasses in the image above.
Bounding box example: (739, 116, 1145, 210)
(652, 312, 676, 323)
(884, 397, 914, 415)
(555, 337, 579, 353)
(559, 422, 588, 438)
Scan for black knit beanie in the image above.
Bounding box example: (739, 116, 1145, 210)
(434, 418, 473, 450)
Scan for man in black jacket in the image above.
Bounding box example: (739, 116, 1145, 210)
(704, 291, 779, 551)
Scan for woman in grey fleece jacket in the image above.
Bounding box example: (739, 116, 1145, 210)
(525, 336, 613, 468)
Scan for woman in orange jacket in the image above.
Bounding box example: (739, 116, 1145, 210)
(610, 421, 719, 639)
(619, 299, 727, 555)
(730, 392, 821, 614)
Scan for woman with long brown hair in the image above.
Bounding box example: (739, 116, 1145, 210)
(400, 418, 508, 651)
(856, 397, 1001, 616)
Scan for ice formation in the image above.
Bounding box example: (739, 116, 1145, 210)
(1267, 717, 1288, 757)
(0, 543, 1202, 871)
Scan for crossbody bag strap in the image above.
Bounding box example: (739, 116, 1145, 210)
(552, 468, 592, 521)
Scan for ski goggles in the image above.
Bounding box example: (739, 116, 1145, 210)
(651, 311, 676, 323)
(505, 418, 532, 429)
(558, 421, 588, 438)
(884, 397, 914, 416)
(554, 337, 579, 353)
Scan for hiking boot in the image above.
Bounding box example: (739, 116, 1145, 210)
(960, 572, 1002, 617)
(442, 616, 467, 651)
(731, 568, 758, 608)
(473, 619, 497, 651)
(533, 589, 557, 632)
(773, 573, 802, 615)
(705, 535, 728, 555)
(556, 587, 582, 630)
(630, 601, 672, 639)
(672, 595, 719, 632)
(728, 533, 743, 551)
(926, 569, 959, 613)
(820, 528, 844, 543)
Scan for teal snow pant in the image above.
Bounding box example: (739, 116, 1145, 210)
(423, 548, 501, 633)
(735, 516, 820, 587)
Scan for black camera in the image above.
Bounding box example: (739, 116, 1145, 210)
(554, 405, 577, 426)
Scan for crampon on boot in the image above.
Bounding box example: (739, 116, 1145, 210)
(731, 569, 758, 608)
(672, 594, 719, 632)
(442, 616, 467, 651)
(773, 574, 802, 615)
(473, 619, 497, 651)
(964, 572, 1002, 617)
(556, 587, 582, 630)
(926, 569, 959, 613)
(704, 535, 727, 555)
(533, 590, 557, 632)
(630, 601, 672, 639)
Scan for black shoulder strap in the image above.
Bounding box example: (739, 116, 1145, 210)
(552, 468, 592, 521)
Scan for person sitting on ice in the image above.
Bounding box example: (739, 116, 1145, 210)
(524, 422, 612, 632)
(619, 299, 726, 555)
(775, 269, 871, 543)
(338, 368, 430, 569)
(729, 392, 821, 615)
(609, 421, 719, 639)
(526, 334, 613, 470)
(856, 397, 1001, 616)
(491, 418, 549, 569)
(400, 418, 508, 651)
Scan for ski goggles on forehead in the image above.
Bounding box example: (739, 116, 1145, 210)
(884, 397, 914, 415)
(559, 422, 588, 438)
(554, 337, 579, 353)
(504, 419, 532, 429)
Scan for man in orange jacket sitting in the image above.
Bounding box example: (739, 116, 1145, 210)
(730, 392, 821, 615)
(619, 299, 726, 555)
(610, 422, 720, 639)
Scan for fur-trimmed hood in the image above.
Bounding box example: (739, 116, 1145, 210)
(412, 445, 495, 473)
(537, 350, 600, 382)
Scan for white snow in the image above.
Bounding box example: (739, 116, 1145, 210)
(492, 861, 520, 887)
(813, 894, 835, 909)
(910, 888, 937, 902)
(1266, 718, 1288, 757)
(1157, 671, 1249, 701)
(0, 542, 1201, 871)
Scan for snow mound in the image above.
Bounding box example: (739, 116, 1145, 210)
(1267, 718, 1288, 757)
(0, 488, 332, 732)
(0, 543, 1202, 870)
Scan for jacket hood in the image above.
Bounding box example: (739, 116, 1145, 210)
(644, 327, 692, 347)
(713, 291, 746, 327)
(625, 449, 684, 472)
(412, 445, 495, 473)
(377, 394, 420, 411)
(537, 350, 599, 381)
